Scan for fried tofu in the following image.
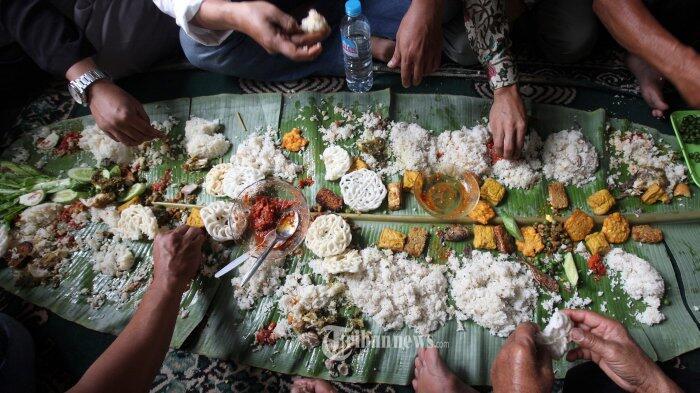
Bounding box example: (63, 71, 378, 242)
(378, 228, 406, 252)
(493, 224, 515, 254)
(117, 196, 140, 213)
(316, 188, 343, 212)
(473, 225, 496, 250)
(587, 189, 616, 215)
(404, 227, 428, 257)
(468, 201, 496, 225)
(516, 226, 545, 257)
(641, 183, 668, 205)
(185, 207, 205, 228)
(674, 183, 692, 198)
(585, 232, 610, 256)
(601, 212, 630, 244)
(564, 209, 595, 242)
(480, 178, 506, 206)
(631, 225, 664, 243)
(387, 182, 403, 211)
(349, 157, 369, 172)
(548, 182, 569, 210)
(403, 170, 421, 191)
(281, 128, 308, 152)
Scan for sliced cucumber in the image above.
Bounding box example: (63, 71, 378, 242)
(19, 190, 45, 206)
(109, 165, 121, 177)
(500, 214, 523, 241)
(119, 183, 147, 202)
(51, 189, 79, 204)
(68, 167, 95, 183)
(563, 252, 579, 287)
(101, 169, 111, 179)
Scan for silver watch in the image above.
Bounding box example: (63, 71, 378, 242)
(68, 69, 109, 106)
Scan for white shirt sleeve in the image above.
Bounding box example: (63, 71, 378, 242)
(152, 0, 234, 46)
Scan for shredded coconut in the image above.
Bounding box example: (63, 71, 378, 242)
(542, 129, 598, 186)
(229, 128, 301, 182)
(79, 124, 134, 165)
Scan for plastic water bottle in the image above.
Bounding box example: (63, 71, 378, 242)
(341, 0, 373, 92)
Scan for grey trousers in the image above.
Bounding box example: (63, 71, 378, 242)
(0, 313, 35, 393)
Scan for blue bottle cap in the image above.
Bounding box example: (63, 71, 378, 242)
(345, 0, 361, 17)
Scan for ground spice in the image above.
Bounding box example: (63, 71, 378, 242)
(587, 254, 606, 278)
(55, 132, 81, 156)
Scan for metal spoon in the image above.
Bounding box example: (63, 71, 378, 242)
(239, 210, 299, 286)
(214, 231, 276, 278)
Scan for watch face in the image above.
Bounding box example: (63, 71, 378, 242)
(68, 84, 84, 105)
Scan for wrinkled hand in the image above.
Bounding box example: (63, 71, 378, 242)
(564, 310, 681, 393)
(232, 1, 322, 61)
(89, 81, 163, 146)
(492, 323, 553, 393)
(387, 0, 443, 87)
(489, 84, 526, 160)
(152, 225, 206, 295)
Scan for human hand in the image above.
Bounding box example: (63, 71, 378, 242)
(89, 81, 164, 146)
(563, 309, 681, 393)
(230, 2, 322, 61)
(492, 323, 553, 393)
(489, 84, 526, 160)
(387, 0, 443, 87)
(152, 225, 206, 295)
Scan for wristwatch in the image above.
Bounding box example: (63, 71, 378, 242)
(68, 69, 109, 106)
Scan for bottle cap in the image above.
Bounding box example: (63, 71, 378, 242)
(345, 0, 361, 17)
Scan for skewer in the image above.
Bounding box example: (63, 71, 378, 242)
(237, 112, 248, 132)
(152, 201, 204, 209)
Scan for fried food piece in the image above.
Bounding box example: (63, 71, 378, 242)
(601, 212, 630, 244)
(587, 189, 616, 215)
(404, 227, 429, 257)
(674, 183, 692, 198)
(315, 188, 343, 212)
(493, 224, 515, 254)
(281, 128, 308, 152)
(548, 182, 569, 210)
(585, 232, 610, 256)
(387, 182, 403, 211)
(378, 228, 406, 252)
(403, 170, 421, 191)
(117, 196, 140, 213)
(349, 157, 369, 172)
(468, 201, 496, 225)
(631, 225, 664, 243)
(480, 178, 506, 206)
(516, 226, 545, 257)
(473, 225, 496, 250)
(564, 209, 595, 242)
(442, 225, 470, 242)
(186, 208, 205, 228)
(641, 183, 669, 204)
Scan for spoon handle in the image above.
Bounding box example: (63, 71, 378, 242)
(239, 238, 277, 286)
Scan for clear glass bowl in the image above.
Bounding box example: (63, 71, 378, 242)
(229, 179, 309, 260)
(412, 172, 480, 220)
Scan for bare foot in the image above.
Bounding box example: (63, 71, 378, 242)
(291, 377, 337, 393)
(412, 347, 477, 393)
(626, 53, 669, 118)
(371, 36, 395, 63)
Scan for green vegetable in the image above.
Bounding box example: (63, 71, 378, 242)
(100, 169, 111, 179)
(51, 189, 79, 203)
(109, 165, 121, 177)
(32, 178, 71, 193)
(500, 214, 523, 241)
(119, 183, 147, 202)
(67, 167, 95, 183)
(18, 190, 45, 206)
(563, 252, 579, 287)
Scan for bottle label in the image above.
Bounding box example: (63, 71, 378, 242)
(342, 36, 358, 58)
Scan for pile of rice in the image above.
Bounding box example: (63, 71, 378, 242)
(449, 250, 537, 337)
(542, 129, 598, 186)
(491, 132, 543, 189)
(319, 106, 356, 144)
(605, 248, 665, 325)
(388, 122, 436, 173)
(433, 125, 492, 177)
(79, 124, 134, 165)
(184, 117, 230, 159)
(607, 129, 686, 195)
(276, 273, 345, 333)
(92, 238, 135, 277)
(229, 128, 301, 182)
(232, 256, 287, 310)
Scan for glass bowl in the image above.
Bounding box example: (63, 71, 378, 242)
(229, 178, 309, 260)
(412, 172, 480, 220)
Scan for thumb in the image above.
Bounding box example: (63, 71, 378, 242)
(271, 8, 300, 34)
(570, 328, 609, 355)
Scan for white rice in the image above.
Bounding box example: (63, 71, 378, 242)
(542, 129, 598, 187)
(388, 122, 436, 173)
(229, 128, 301, 182)
(184, 117, 230, 159)
(79, 124, 134, 165)
(491, 132, 543, 189)
(433, 125, 492, 177)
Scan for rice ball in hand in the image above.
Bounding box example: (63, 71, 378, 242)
(301, 9, 330, 34)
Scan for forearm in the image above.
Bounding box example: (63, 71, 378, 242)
(637, 367, 683, 393)
(69, 281, 182, 393)
(191, 0, 245, 31)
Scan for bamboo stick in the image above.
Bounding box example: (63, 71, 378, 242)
(152, 201, 204, 209)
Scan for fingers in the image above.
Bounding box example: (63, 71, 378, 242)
(413, 61, 423, 86)
(135, 105, 166, 139)
(515, 120, 526, 158)
(491, 124, 504, 158)
(387, 44, 400, 69)
(570, 328, 613, 358)
(290, 29, 330, 46)
(184, 225, 206, 245)
(562, 309, 608, 330)
(275, 39, 322, 61)
(269, 7, 301, 35)
(400, 54, 412, 88)
(503, 127, 515, 160)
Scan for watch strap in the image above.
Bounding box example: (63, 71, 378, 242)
(69, 69, 109, 105)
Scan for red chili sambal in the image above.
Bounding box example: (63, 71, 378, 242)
(249, 196, 295, 233)
(587, 254, 606, 278)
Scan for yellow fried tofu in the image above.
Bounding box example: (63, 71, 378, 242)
(403, 170, 421, 191)
(468, 201, 496, 225)
(585, 231, 610, 255)
(516, 226, 545, 257)
(387, 182, 403, 211)
(473, 225, 496, 250)
(281, 128, 308, 152)
(117, 196, 140, 213)
(601, 212, 630, 244)
(587, 189, 616, 215)
(641, 183, 667, 204)
(404, 227, 428, 257)
(673, 183, 692, 198)
(564, 209, 595, 242)
(186, 208, 205, 228)
(480, 178, 506, 206)
(378, 228, 406, 252)
(349, 157, 369, 172)
(548, 182, 569, 210)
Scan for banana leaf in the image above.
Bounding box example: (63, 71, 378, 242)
(657, 223, 700, 323)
